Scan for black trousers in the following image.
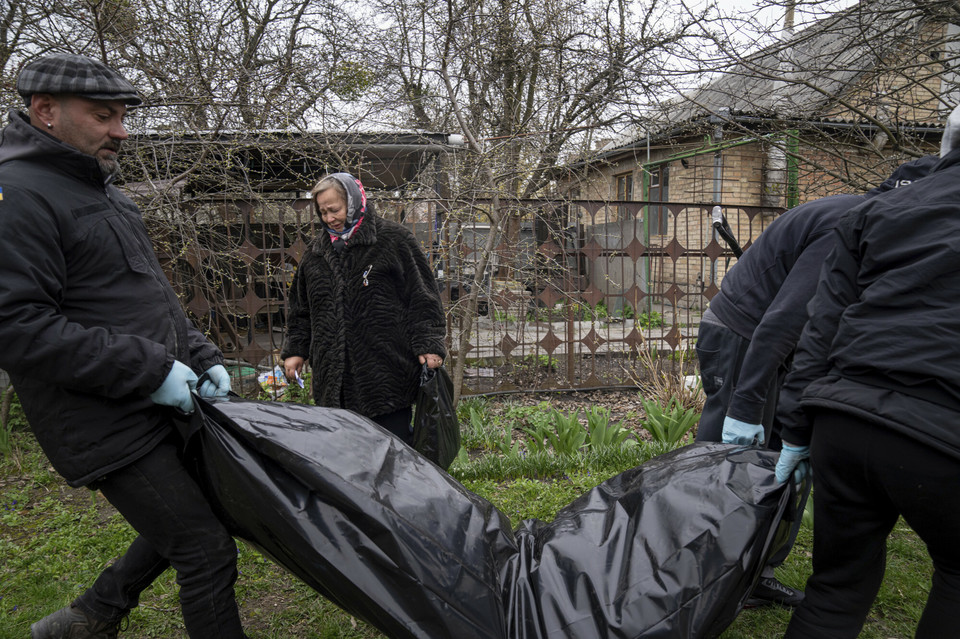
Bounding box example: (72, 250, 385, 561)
(79, 436, 245, 638)
(785, 410, 960, 638)
(371, 405, 414, 446)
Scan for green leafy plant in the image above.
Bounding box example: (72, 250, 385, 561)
(495, 426, 524, 459)
(640, 397, 700, 444)
(521, 420, 556, 454)
(448, 445, 471, 473)
(1, 388, 28, 458)
(278, 369, 314, 404)
(584, 406, 638, 450)
(550, 409, 587, 455)
(469, 405, 488, 430)
(503, 401, 554, 430)
(458, 397, 493, 450)
(327, 59, 376, 100)
(465, 406, 506, 453)
(638, 310, 664, 329)
(563, 300, 593, 321)
(527, 354, 555, 370)
(519, 404, 586, 456)
(0, 422, 12, 458)
(457, 395, 489, 424)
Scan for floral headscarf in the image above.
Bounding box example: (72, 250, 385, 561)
(319, 173, 367, 252)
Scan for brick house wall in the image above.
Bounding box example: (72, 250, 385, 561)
(563, 140, 785, 302)
(559, 8, 950, 307)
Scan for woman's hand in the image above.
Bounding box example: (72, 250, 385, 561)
(419, 353, 443, 369)
(284, 356, 305, 381)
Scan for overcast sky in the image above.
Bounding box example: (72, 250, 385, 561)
(709, 0, 861, 32)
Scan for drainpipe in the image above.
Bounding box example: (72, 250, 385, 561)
(785, 129, 800, 209)
(764, 141, 787, 209)
(774, 4, 799, 211)
(709, 109, 727, 284)
(764, 130, 800, 210)
(712, 115, 725, 202)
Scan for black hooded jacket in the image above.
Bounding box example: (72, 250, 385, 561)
(709, 193, 868, 424)
(0, 110, 222, 486)
(281, 202, 447, 418)
(778, 148, 960, 459)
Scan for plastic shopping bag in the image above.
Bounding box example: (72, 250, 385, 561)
(412, 364, 460, 470)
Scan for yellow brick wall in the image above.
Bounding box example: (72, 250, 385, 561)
(559, 124, 939, 310)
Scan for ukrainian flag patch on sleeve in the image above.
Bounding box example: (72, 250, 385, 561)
(0, 186, 4, 201)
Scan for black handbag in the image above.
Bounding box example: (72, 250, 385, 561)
(412, 364, 460, 470)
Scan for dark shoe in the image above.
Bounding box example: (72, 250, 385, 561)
(744, 576, 805, 608)
(30, 604, 122, 639)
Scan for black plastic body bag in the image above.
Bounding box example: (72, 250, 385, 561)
(179, 397, 794, 639)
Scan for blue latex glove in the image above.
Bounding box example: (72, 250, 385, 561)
(199, 364, 231, 398)
(775, 442, 811, 484)
(150, 361, 198, 413)
(721, 416, 765, 446)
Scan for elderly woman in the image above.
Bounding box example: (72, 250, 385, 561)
(281, 173, 447, 444)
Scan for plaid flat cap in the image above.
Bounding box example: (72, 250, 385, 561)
(17, 54, 141, 106)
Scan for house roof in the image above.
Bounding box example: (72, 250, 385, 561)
(563, 0, 946, 169)
(122, 130, 464, 194)
(664, 0, 933, 125)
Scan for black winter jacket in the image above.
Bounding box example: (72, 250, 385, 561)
(281, 205, 447, 417)
(0, 111, 223, 486)
(711, 194, 867, 424)
(778, 148, 960, 460)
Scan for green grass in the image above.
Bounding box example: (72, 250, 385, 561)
(0, 424, 932, 638)
(720, 520, 931, 639)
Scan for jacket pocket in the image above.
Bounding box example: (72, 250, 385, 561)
(108, 214, 152, 274)
(73, 206, 152, 275)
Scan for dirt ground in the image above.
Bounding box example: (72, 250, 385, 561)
(481, 388, 648, 421)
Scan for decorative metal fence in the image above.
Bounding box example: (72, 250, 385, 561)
(156, 197, 780, 396)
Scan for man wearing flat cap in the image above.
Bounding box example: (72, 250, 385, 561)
(0, 54, 247, 638)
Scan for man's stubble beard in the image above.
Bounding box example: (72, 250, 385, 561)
(98, 141, 122, 178)
(98, 157, 119, 178)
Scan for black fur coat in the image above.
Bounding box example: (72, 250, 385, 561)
(282, 206, 447, 417)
